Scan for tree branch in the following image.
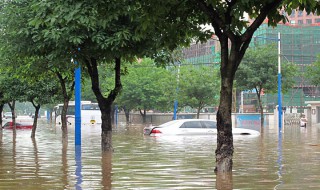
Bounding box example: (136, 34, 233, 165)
(194, 0, 224, 38)
(242, 0, 283, 42)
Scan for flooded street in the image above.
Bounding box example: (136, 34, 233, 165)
(0, 122, 320, 189)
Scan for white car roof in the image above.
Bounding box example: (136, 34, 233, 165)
(158, 119, 216, 127)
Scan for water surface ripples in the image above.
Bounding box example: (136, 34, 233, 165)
(0, 123, 319, 189)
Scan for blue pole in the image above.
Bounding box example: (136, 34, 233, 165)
(46, 110, 50, 123)
(75, 60, 82, 146)
(114, 105, 118, 127)
(173, 62, 180, 120)
(277, 32, 282, 133)
(278, 73, 282, 132)
(173, 100, 178, 120)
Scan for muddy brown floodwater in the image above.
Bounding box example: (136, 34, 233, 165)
(0, 122, 319, 189)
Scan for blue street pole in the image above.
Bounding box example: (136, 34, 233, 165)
(75, 57, 82, 146)
(277, 32, 282, 133)
(173, 62, 180, 120)
(114, 105, 118, 127)
(254, 33, 282, 132)
(173, 100, 178, 120)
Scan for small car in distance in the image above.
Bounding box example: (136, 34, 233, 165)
(143, 119, 260, 136)
(3, 112, 13, 119)
(2, 121, 33, 130)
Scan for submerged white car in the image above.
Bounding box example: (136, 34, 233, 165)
(143, 119, 260, 136)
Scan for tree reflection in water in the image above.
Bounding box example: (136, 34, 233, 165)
(101, 150, 112, 190)
(61, 139, 68, 189)
(216, 172, 233, 190)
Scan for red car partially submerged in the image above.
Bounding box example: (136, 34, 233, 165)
(2, 121, 33, 129)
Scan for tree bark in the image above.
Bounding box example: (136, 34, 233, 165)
(56, 72, 74, 141)
(196, 103, 203, 119)
(123, 106, 130, 125)
(139, 109, 147, 124)
(215, 36, 235, 173)
(8, 101, 16, 132)
(31, 101, 40, 138)
(256, 88, 264, 134)
(0, 104, 4, 127)
(85, 56, 122, 152)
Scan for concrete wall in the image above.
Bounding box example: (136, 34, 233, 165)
(117, 112, 275, 128)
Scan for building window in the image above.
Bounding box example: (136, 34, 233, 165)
(290, 20, 296, 24)
(306, 19, 312, 24)
(298, 20, 303, 24)
(298, 11, 303, 17)
(315, 18, 320, 23)
(290, 10, 295, 17)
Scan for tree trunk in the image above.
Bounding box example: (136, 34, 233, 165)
(216, 76, 234, 173)
(0, 104, 4, 127)
(139, 109, 147, 124)
(215, 36, 236, 173)
(123, 106, 130, 125)
(256, 89, 264, 134)
(101, 105, 113, 151)
(61, 98, 69, 141)
(56, 72, 74, 141)
(196, 103, 202, 119)
(8, 101, 16, 131)
(85, 56, 122, 152)
(31, 101, 41, 138)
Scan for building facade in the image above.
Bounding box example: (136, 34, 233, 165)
(181, 13, 320, 113)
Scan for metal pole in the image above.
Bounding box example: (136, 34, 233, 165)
(75, 58, 82, 146)
(173, 100, 178, 120)
(173, 62, 180, 120)
(278, 32, 282, 133)
(114, 105, 118, 127)
(240, 91, 244, 113)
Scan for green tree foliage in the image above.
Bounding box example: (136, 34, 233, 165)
(179, 65, 220, 118)
(305, 55, 320, 86)
(0, 0, 79, 136)
(236, 44, 296, 130)
(23, 79, 60, 138)
(117, 58, 175, 124)
(17, 0, 209, 151)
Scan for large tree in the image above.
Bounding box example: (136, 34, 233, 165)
(22, 79, 60, 138)
(236, 44, 296, 132)
(190, 0, 320, 173)
(0, 0, 77, 139)
(117, 58, 175, 124)
(141, 0, 320, 172)
(179, 65, 220, 118)
(305, 55, 320, 86)
(24, 0, 209, 151)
